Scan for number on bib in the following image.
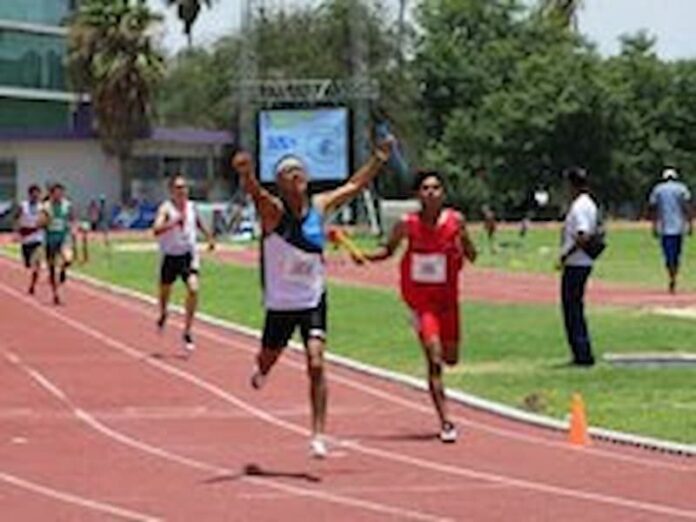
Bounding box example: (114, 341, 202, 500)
(411, 253, 447, 284)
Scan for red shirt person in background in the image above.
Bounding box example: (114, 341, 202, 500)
(356, 170, 477, 443)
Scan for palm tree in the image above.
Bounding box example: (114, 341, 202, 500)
(539, 0, 584, 30)
(67, 0, 165, 161)
(165, 0, 213, 47)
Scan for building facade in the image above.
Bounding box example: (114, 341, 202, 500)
(0, 1, 233, 229)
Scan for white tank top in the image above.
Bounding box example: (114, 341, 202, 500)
(262, 204, 326, 311)
(158, 200, 198, 257)
(19, 200, 44, 245)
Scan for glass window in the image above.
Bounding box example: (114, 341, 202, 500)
(0, 0, 73, 27)
(0, 97, 69, 130)
(129, 156, 160, 180)
(0, 159, 17, 201)
(0, 30, 66, 91)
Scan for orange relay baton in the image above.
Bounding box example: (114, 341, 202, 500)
(327, 227, 367, 263)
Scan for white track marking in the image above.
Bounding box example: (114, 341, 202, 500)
(2, 282, 695, 520)
(0, 472, 160, 522)
(66, 271, 696, 471)
(1, 351, 452, 522)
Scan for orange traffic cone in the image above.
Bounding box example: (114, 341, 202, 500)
(568, 393, 591, 447)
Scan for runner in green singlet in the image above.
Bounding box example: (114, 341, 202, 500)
(40, 183, 75, 305)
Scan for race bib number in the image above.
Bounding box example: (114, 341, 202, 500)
(282, 251, 318, 284)
(411, 253, 447, 284)
(49, 217, 65, 232)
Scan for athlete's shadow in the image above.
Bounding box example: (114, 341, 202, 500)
(148, 351, 189, 361)
(203, 464, 321, 485)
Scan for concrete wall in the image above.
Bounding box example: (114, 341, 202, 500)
(3, 140, 121, 217)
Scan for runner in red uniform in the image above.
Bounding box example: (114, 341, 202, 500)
(357, 170, 477, 442)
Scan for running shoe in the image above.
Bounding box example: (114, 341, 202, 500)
(250, 368, 266, 390)
(439, 422, 458, 444)
(182, 332, 195, 355)
(309, 436, 328, 459)
(156, 313, 168, 332)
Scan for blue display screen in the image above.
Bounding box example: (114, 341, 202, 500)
(258, 108, 350, 182)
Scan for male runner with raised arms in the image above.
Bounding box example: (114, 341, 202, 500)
(232, 137, 392, 458)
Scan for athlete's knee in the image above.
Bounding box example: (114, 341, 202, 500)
(306, 340, 325, 376)
(187, 275, 200, 294)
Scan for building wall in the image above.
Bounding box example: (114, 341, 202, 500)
(0, 1, 73, 132)
(3, 140, 121, 215)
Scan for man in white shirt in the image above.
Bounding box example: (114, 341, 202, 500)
(152, 174, 215, 355)
(14, 185, 44, 295)
(648, 168, 692, 294)
(558, 167, 598, 367)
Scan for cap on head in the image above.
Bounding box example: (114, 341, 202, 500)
(274, 155, 306, 178)
(662, 168, 678, 180)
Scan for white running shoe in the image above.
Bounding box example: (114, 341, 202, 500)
(309, 436, 328, 459)
(440, 423, 458, 444)
(182, 333, 195, 355)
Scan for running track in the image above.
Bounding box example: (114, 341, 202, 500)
(0, 257, 694, 521)
(213, 248, 696, 308)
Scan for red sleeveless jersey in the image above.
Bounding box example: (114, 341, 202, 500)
(400, 209, 464, 310)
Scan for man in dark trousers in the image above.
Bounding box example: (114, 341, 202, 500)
(557, 167, 599, 367)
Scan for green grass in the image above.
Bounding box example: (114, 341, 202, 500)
(63, 242, 696, 444)
(325, 223, 696, 290)
(470, 224, 696, 291)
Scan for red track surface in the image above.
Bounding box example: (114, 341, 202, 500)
(1, 257, 695, 521)
(214, 248, 696, 308)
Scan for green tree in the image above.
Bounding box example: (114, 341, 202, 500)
(68, 0, 165, 160)
(165, 0, 214, 47)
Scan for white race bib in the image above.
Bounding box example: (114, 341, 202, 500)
(411, 253, 447, 284)
(281, 250, 317, 284)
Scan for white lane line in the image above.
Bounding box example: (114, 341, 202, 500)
(0, 471, 161, 522)
(2, 282, 695, 520)
(1, 350, 452, 522)
(0, 468, 159, 522)
(67, 271, 696, 472)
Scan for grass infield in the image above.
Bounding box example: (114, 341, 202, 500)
(48, 235, 695, 445)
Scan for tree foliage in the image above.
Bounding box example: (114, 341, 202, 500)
(156, 0, 696, 216)
(68, 0, 165, 159)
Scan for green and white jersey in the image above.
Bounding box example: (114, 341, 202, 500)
(45, 199, 72, 246)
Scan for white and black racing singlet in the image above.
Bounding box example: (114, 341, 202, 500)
(262, 203, 326, 311)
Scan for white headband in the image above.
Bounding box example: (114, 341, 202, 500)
(275, 156, 306, 177)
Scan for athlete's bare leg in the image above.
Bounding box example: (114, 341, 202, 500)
(422, 337, 449, 429)
(184, 274, 199, 336)
(305, 338, 327, 437)
(158, 283, 172, 329)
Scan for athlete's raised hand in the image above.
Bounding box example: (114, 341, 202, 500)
(232, 151, 255, 180)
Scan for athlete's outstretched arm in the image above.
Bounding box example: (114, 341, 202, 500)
(232, 152, 283, 233)
(313, 139, 393, 216)
(152, 203, 180, 237)
(356, 219, 407, 265)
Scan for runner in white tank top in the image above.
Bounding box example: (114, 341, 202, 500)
(232, 135, 393, 459)
(14, 184, 44, 295)
(152, 174, 215, 356)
